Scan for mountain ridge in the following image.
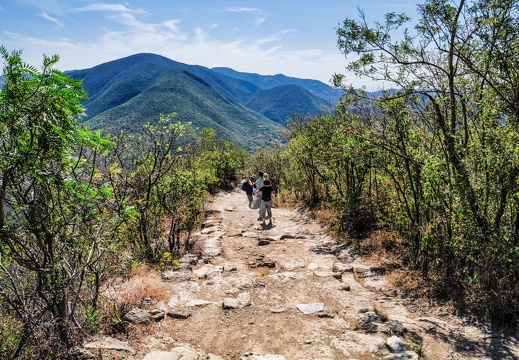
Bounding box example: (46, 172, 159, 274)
(67, 53, 343, 148)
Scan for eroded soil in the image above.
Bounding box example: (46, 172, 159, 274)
(87, 188, 519, 360)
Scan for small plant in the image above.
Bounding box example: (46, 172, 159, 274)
(373, 306, 389, 322)
(161, 252, 181, 269)
(84, 307, 103, 334)
(111, 302, 126, 324)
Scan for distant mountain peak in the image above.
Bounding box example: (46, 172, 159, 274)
(66, 53, 343, 148)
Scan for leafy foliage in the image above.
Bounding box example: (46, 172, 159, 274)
(281, 0, 519, 327)
(0, 46, 116, 358)
(0, 48, 248, 358)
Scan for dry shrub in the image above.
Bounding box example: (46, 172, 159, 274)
(104, 264, 170, 308)
(275, 191, 303, 209)
(313, 206, 336, 225)
(99, 264, 170, 334)
(386, 268, 429, 298)
(351, 230, 430, 300)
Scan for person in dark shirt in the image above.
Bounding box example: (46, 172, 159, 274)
(258, 179, 275, 225)
(244, 175, 256, 208)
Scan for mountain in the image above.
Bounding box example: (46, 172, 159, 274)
(67, 53, 341, 148)
(211, 67, 343, 105)
(245, 84, 332, 124)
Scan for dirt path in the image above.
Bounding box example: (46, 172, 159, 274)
(85, 188, 519, 360)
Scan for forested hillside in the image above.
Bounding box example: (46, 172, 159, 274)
(67, 53, 336, 148)
(211, 66, 343, 105)
(245, 84, 331, 124)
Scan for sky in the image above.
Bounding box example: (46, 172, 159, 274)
(0, 0, 420, 89)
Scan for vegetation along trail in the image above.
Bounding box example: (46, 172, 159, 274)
(84, 187, 519, 360)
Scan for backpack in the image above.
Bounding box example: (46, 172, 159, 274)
(241, 180, 249, 191)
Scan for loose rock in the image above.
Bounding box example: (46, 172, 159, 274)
(167, 308, 192, 319)
(223, 297, 239, 309)
(240, 353, 286, 360)
(296, 303, 325, 315)
(386, 335, 407, 352)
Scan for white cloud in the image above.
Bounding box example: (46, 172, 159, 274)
(2, 3, 373, 87)
(266, 45, 283, 54)
(74, 3, 147, 14)
(193, 27, 209, 42)
(39, 11, 64, 27)
(162, 19, 184, 34)
(225, 7, 262, 13)
(225, 7, 267, 27)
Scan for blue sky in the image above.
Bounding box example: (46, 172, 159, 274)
(1, 1, 419, 88)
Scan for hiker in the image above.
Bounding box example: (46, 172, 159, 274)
(242, 175, 256, 208)
(252, 182, 261, 209)
(254, 171, 265, 208)
(258, 179, 275, 225)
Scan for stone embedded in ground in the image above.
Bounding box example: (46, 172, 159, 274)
(270, 306, 287, 313)
(83, 336, 134, 353)
(316, 309, 337, 318)
(296, 303, 325, 314)
(313, 271, 343, 279)
(240, 352, 287, 360)
(185, 299, 216, 307)
(237, 292, 252, 307)
(362, 321, 387, 333)
(353, 266, 370, 277)
(308, 262, 319, 270)
(355, 311, 379, 326)
(222, 297, 239, 309)
(387, 320, 405, 336)
(340, 284, 351, 291)
(143, 347, 200, 360)
(202, 227, 217, 234)
(201, 235, 223, 258)
(223, 263, 238, 272)
(167, 308, 192, 319)
(149, 309, 165, 321)
(382, 350, 419, 360)
(201, 221, 215, 228)
(279, 234, 296, 240)
(195, 264, 216, 279)
(161, 271, 192, 281)
(123, 308, 153, 324)
(258, 261, 276, 268)
(258, 239, 271, 246)
(386, 335, 407, 352)
(363, 277, 391, 292)
(333, 262, 354, 273)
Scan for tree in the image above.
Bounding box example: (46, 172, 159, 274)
(0, 47, 114, 358)
(334, 0, 519, 324)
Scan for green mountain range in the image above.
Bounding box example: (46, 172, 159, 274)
(67, 53, 343, 148)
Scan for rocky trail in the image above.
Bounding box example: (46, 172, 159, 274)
(83, 188, 519, 360)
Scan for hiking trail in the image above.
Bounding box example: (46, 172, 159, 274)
(83, 188, 519, 360)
